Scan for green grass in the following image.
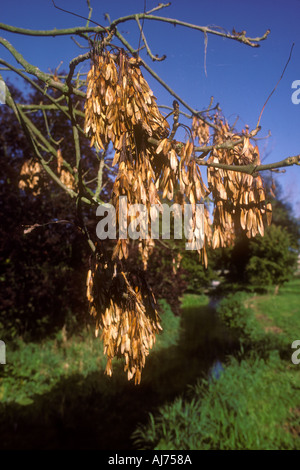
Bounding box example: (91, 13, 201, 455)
(247, 278, 300, 340)
(2, 279, 299, 450)
(0, 328, 107, 406)
(133, 352, 300, 450)
(132, 277, 300, 450)
(179, 293, 210, 309)
(0, 300, 181, 408)
(0, 294, 233, 449)
(0, 295, 217, 408)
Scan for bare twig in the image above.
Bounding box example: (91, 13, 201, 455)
(51, 0, 109, 32)
(256, 43, 294, 128)
(204, 31, 208, 77)
(115, 28, 219, 130)
(23, 220, 73, 234)
(110, 14, 270, 47)
(135, 15, 166, 61)
(146, 3, 171, 15)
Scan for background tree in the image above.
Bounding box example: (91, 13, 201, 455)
(0, 82, 94, 341)
(245, 224, 297, 293)
(227, 177, 299, 291)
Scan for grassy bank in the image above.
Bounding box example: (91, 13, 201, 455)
(0, 295, 234, 449)
(1, 279, 299, 449)
(247, 278, 300, 340)
(133, 352, 300, 450)
(132, 278, 300, 450)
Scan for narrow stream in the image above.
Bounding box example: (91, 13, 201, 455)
(0, 291, 236, 450)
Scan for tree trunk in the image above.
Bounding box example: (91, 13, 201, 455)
(274, 284, 279, 295)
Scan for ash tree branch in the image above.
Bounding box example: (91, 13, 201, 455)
(4, 81, 93, 202)
(0, 58, 71, 121)
(0, 22, 104, 36)
(19, 103, 85, 118)
(196, 154, 300, 175)
(115, 28, 219, 130)
(66, 51, 91, 86)
(135, 15, 166, 61)
(110, 13, 270, 47)
(42, 108, 64, 146)
(0, 36, 86, 100)
(0, 10, 270, 47)
(0, 9, 297, 208)
(94, 153, 105, 200)
(0, 10, 270, 134)
(146, 3, 171, 15)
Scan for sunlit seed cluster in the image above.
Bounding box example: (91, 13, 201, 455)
(86, 259, 162, 384)
(19, 159, 42, 196)
(84, 51, 272, 384)
(207, 120, 272, 248)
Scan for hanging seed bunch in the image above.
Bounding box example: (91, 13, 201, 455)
(59, 169, 76, 191)
(85, 49, 170, 266)
(139, 238, 155, 271)
(84, 49, 169, 154)
(19, 159, 42, 196)
(84, 47, 272, 385)
(86, 253, 162, 384)
(192, 116, 210, 146)
(56, 149, 76, 191)
(207, 119, 272, 247)
(111, 154, 162, 267)
(84, 48, 211, 268)
(200, 205, 213, 268)
(84, 49, 176, 383)
(155, 137, 210, 264)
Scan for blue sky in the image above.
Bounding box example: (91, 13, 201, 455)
(1, 0, 300, 216)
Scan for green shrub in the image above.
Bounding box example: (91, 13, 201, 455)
(245, 226, 298, 289)
(216, 292, 262, 343)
